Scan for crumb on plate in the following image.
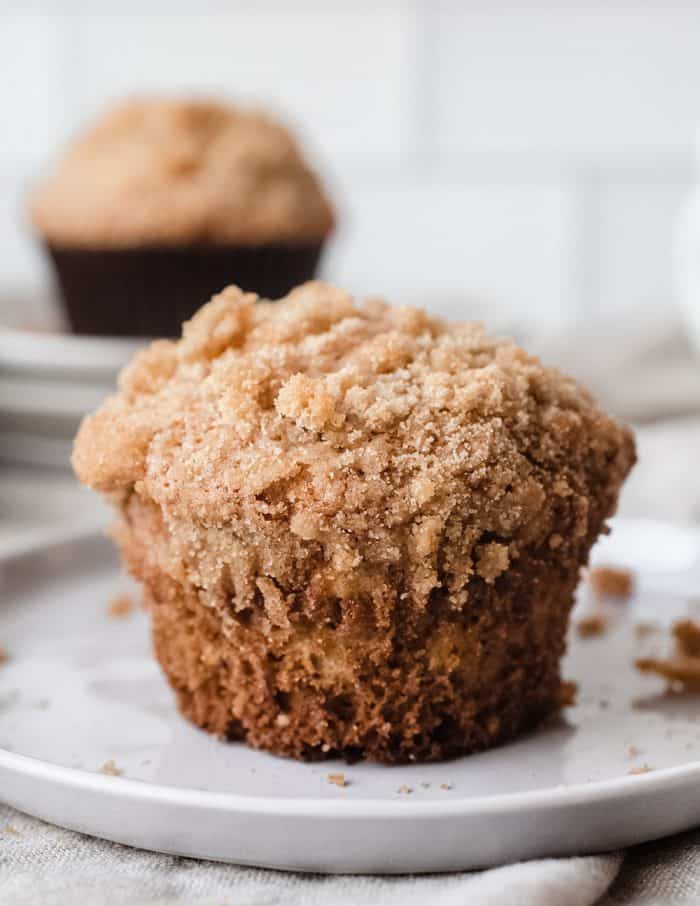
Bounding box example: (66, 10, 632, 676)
(107, 594, 134, 618)
(99, 759, 122, 776)
(635, 622, 661, 639)
(327, 772, 346, 787)
(576, 612, 608, 638)
(628, 764, 653, 775)
(589, 566, 633, 600)
(635, 619, 700, 690)
(397, 785, 412, 795)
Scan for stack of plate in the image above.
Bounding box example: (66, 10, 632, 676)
(0, 294, 145, 471)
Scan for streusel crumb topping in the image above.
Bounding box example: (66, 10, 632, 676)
(73, 282, 634, 614)
(31, 98, 334, 247)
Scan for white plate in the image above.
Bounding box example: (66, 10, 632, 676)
(0, 324, 145, 379)
(0, 517, 699, 873)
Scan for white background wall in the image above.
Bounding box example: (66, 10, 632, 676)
(1, 0, 699, 329)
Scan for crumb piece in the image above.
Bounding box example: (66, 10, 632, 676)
(589, 566, 633, 600)
(627, 745, 640, 758)
(0, 648, 8, 666)
(107, 594, 134, 618)
(440, 782, 452, 790)
(397, 785, 413, 795)
(635, 621, 660, 639)
(636, 657, 700, 690)
(635, 619, 700, 690)
(3, 826, 19, 835)
(275, 713, 290, 728)
(674, 620, 700, 658)
(327, 772, 346, 787)
(559, 680, 578, 707)
(577, 612, 608, 638)
(99, 759, 122, 777)
(628, 764, 653, 775)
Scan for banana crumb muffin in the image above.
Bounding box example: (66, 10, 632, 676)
(73, 282, 635, 763)
(30, 98, 334, 336)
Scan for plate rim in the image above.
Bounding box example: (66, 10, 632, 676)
(1, 745, 700, 820)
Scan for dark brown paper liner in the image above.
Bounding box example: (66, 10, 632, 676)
(47, 242, 324, 337)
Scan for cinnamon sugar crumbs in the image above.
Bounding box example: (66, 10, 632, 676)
(99, 760, 122, 777)
(589, 566, 633, 600)
(628, 765, 653, 775)
(559, 680, 578, 707)
(576, 612, 608, 638)
(440, 782, 452, 790)
(327, 772, 346, 787)
(627, 745, 641, 758)
(0, 647, 8, 666)
(397, 785, 413, 795)
(107, 594, 134, 618)
(635, 619, 700, 690)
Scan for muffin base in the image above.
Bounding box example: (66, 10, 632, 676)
(47, 242, 323, 337)
(117, 496, 579, 764)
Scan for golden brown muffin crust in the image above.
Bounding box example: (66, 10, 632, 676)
(30, 99, 335, 248)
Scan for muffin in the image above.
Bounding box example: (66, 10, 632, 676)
(30, 99, 334, 337)
(73, 282, 635, 763)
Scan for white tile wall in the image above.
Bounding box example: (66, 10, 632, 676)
(435, 3, 700, 157)
(0, 1, 698, 329)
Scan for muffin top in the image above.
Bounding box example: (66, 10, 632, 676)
(74, 282, 634, 605)
(30, 98, 335, 248)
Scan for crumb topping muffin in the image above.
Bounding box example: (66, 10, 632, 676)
(30, 98, 334, 248)
(74, 282, 635, 762)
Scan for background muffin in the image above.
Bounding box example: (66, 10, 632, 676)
(30, 99, 335, 337)
(73, 282, 635, 763)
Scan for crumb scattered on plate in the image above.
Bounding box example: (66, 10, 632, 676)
(0, 648, 8, 666)
(636, 619, 700, 690)
(99, 759, 122, 776)
(3, 825, 19, 835)
(327, 772, 346, 787)
(107, 594, 134, 618)
(576, 612, 608, 638)
(589, 566, 633, 600)
(559, 679, 578, 707)
(397, 785, 412, 795)
(628, 764, 653, 775)
(440, 782, 452, 791)
(627, 745, 641, 758)
(635, 622, 660, 639)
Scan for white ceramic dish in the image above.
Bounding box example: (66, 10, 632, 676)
(0, 324, 145, 379)
(0, 517, 699, 873)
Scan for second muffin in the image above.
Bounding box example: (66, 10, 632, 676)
(73, 282, 635, 763)
(30, 99, 335, 337)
